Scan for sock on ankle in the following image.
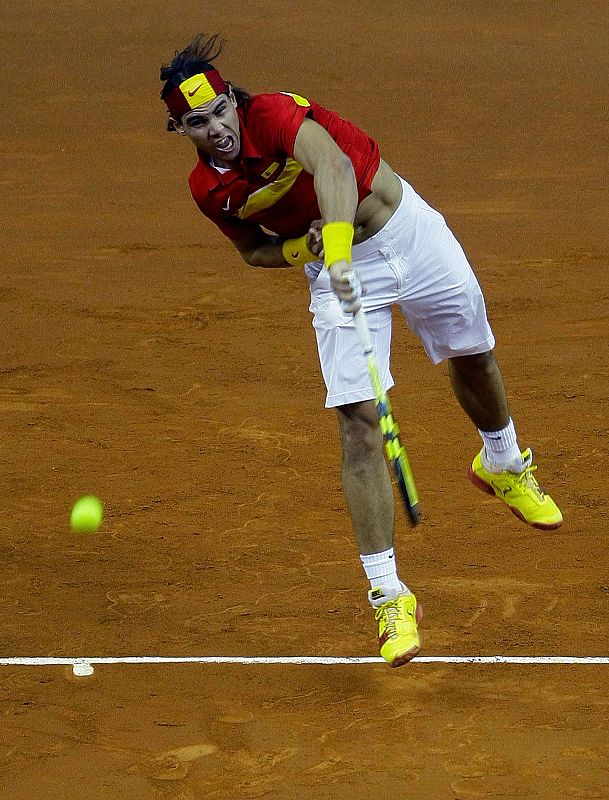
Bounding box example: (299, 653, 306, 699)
(360, 548, 407, 594)
(479, 418, 522, 469)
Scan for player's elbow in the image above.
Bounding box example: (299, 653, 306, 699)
(233, 242, 257, 267)
(330, 152, 355, 181)
(314, 152, 356, 193)
(240, 249, 257, 267)
(241, 248, 282, 269)
(241, 247, 268, 267)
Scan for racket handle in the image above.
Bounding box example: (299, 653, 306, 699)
(353, 307, 373, 355)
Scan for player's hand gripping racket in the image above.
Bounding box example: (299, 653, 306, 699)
(353, 306, 420, 525)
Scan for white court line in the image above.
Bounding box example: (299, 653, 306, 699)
(0, 655, 608, 667)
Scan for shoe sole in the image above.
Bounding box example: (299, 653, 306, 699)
(467, 467, 562, 530)
(390, 645, 421, 668)
(388, 604, 423, 668)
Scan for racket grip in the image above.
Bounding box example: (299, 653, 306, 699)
(353, 308, 373, 355)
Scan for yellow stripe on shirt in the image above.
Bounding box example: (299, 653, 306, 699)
(236, 159, 304, 219)
(279, 92, 311, 108)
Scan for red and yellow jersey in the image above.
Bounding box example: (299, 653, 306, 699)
(188, 92, 381, 240)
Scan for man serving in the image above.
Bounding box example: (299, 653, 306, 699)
(160, 33, 562, 667)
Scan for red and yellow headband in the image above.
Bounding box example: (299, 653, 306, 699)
(163, 67, 228, 118)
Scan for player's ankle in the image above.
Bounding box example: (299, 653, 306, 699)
(360, 547, 403, 593)
(479, 418, 522, 469)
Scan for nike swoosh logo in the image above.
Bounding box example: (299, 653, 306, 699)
(187, 83, 204, 97)
(291, 251, 299, 259)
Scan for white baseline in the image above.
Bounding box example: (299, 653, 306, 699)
(1, 655, 608, 667)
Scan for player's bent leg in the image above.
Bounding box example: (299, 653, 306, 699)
(447, 351, 510, 433)
(447, 351, 562, 529)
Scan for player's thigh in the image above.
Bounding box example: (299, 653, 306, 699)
(396, 213, 495, 364)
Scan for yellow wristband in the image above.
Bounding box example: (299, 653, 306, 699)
(321, 222, 354, 267)
(282, 235, 317, 267)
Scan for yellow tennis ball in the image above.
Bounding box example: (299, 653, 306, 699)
(70, 495, 104, 532)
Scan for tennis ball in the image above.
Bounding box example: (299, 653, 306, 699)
(70, 495, 104, 532)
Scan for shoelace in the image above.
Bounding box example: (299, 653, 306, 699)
(375, 602, 403, 639)
(517, 464, 545, 499)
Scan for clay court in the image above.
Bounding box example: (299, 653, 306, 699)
(1, 1, 608, 797)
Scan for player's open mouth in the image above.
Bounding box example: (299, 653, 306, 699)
(215, 135, 235, 152)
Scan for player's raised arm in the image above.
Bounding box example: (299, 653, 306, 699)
(238, 118, 361, 272)
(294, 118, 361, 313)
(293, 118, 358, 225)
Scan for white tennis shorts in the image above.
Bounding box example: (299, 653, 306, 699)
(305, 176, 495, 408)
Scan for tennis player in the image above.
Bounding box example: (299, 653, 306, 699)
(160, 34, 562, 667)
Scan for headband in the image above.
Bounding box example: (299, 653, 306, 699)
(163, 67, 229, 118)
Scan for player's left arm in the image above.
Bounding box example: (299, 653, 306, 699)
(231, 224, 288, 268)
(229, 220, 323, 268)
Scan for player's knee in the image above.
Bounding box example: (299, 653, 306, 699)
(450, 350, 497, 379)
(336, 403, 382, 466)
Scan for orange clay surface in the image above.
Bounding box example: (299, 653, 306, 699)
(1, 2, 608, 798)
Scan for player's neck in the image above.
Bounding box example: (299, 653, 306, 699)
(209, 156, 232, 174)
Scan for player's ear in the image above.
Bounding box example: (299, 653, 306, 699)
(228, 87, 237, 107)
(171, 117, 187, 136)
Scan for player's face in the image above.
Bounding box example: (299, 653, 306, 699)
(179, 93, 241, 167)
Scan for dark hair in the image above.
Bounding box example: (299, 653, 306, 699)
(160, 33, 251, 124)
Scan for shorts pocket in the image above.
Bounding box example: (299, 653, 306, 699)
(379, 243, 410, 291)
(304, 260, 327, 287)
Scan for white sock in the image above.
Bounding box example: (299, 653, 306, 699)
(360, 548, 406, 594)
(479, 417, 522, 470)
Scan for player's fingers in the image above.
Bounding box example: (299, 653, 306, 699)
(329, 262, 361, 299)
(306, 228, 324, 257)
(331, 277, 356, 297)
(344, 270, 362, 301)
(340, 297, 363, 314)
(345, 270, 361, 293)
(338, 271, 363, 313)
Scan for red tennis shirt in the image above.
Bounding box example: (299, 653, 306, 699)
(188, 92, 381, 240)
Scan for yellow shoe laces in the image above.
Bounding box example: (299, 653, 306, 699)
(375, 601, 402, 639)
(517, 464, 545, 499)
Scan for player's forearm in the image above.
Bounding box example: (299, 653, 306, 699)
(247, 233, 321, 269)
(246, 236, 291, 268)
(313, 156, 358, 225)
(314, 159, 359, 311)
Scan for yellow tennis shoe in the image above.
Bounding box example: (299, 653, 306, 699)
(369, 587, 422, 667)
(468, 447, 563, 529)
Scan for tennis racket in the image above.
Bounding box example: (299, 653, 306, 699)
(353, 307, 420, 526)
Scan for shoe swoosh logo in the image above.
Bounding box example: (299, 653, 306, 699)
(187, 83, 205, 97)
